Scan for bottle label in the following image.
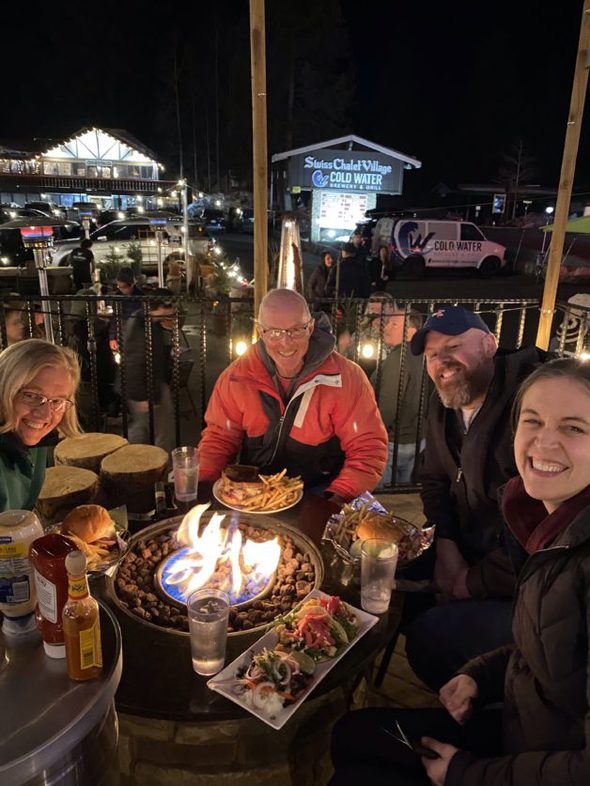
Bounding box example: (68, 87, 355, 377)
(0, 540, 27, 558)
(79, 620, 103, 670)
(0, 575, 31, 604)
(34, 569, 58, 623)
(68, 575, 89, 600)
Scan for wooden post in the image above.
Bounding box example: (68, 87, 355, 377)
(536, 0, 590, 349)
(249, 0, 269, 322)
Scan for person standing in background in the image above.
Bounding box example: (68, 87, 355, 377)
(306, 250, 334, 301)
(69, 239, 95, 291)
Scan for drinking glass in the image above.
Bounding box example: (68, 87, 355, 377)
(360, 538, 398, 614)
(187, 588, 229, 676)
(171, 446, 199, 502)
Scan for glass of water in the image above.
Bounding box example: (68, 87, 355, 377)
(171, 446, 199, 502)
(360, 539, 398, 614)
(187, 588, 230, 676)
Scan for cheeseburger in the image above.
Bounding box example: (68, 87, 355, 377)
(356, 513, 402, 544)
(217, 464, 263, 506)
(61, 504, 114, 544)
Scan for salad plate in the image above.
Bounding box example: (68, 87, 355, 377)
(207, 589, 378, 729)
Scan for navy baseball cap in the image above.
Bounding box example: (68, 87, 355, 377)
(410, 306, 491, 355)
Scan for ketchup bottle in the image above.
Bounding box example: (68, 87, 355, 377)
(29, 533, 77, 658)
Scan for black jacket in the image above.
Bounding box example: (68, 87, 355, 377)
(120, 311, 172, 402)
(450, 501, 590, 786)
(306, 263, 330, 300)
(70, 247, 94, 290)
(419, 346, 549, 598)
(326, 257, 371, 299)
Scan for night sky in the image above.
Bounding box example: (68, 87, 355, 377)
(2, 0, 588, 193)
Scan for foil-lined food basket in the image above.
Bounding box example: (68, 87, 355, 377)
(321, 492, 434, 589)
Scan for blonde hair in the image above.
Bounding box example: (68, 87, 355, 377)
(0, 339, 82, 438)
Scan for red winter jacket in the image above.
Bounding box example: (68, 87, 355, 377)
(198, 343, 388, 501)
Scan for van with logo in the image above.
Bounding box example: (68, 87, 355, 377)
(371, 218, 507, 276)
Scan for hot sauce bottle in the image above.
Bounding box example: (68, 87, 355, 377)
(62, 550, 103, 681)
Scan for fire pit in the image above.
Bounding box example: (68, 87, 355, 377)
(110, 506, 323, 638)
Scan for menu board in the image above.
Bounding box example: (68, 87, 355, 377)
(318, 191, 368, 230)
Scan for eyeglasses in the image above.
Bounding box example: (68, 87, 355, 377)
(257, 319, 313, 341)
(18, 389, 74, 413)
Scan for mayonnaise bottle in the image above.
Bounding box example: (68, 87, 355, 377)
(0, 509, 44, 636)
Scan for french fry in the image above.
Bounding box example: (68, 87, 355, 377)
(221, 468, 303, 511)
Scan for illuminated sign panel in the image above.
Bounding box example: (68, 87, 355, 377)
(288, 149, 402, 194)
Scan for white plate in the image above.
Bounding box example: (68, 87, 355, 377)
(212, 478, 304, 515)
(207, 589, 378, 729)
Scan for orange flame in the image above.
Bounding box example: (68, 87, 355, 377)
(164, 503, 281, 602)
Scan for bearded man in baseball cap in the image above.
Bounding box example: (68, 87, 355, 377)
(403, 305, 550, 691)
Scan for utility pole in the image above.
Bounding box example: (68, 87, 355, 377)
(214, 20, 221, 194)
(249, 0, 269, 320)
(174, 51, 184, 179)
(537, 0, 590, 349)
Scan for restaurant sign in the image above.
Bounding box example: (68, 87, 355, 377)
(288, 149, 402, 194)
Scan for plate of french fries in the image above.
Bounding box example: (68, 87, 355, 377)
(213, 468, 304, 514)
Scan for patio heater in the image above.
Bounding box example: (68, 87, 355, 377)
(276, 214, 303, 293)
(0, 217, 68, 343)
(150, 217, 167, 287)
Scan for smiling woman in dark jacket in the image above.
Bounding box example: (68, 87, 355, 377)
(0, 339, 81, 511)
(330, 358, 590, 786)
(306, 250, 334, 301)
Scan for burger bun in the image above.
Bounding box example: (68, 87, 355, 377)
(356, 513, 400, 544)
(61, 504, 112, 544)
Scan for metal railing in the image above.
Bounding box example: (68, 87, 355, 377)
(1, 292, 588, 490)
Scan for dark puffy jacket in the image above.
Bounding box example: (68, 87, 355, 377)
(449, 503, 590, 786)
(306, 263, 330, 300)
(419, 347, 549, 598)
(120, 311, 171, 402)
(326, 257, 371, 299)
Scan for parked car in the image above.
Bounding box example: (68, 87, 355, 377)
(98, 209, 126, 227)
(2, 207, 51, 221)
(0, 227, 31, 265)
(49, 218, 215, 273)
(24, 201, 67, 219)
(200, 208, 226, 234)
(371, 217, 507, 276)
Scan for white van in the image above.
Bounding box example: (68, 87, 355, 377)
(371, 218, 507, 276)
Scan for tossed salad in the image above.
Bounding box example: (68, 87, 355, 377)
(234, 648, 316, 718)
(273, 594, 359, 661)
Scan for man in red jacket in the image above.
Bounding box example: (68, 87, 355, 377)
(198, 288, 388, 504)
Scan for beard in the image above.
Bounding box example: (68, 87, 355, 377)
(435, 359, 493, 409)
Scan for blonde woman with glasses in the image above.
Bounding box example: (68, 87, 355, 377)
(0, 339, 81, 512)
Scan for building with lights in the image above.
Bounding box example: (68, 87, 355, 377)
(0, 127, 177, 212)
(271, 135, 421, 243)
